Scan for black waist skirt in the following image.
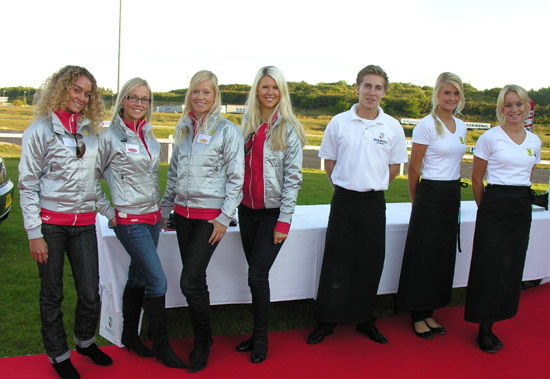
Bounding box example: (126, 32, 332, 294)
(465, 184, 532, 323)
(397, 179, 461, 311)
(314, 186, 386, 324)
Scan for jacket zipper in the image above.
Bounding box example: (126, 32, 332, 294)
(248, 134, 255, 209)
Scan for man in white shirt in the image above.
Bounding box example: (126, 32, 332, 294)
(308, 65, 408, 345)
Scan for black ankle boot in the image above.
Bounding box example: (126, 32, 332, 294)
(251, 341, 267, 363)
(143, 296, 187, 368)
(122, 286, 153, 357)
(236, 337, 253, 352)
(76, 343, 113, 366)
(188, 345, 210, 373)
(52, 359, 80, 379)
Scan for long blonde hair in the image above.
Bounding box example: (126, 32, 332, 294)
(111, 77, 154, 124)
(176, 70, 221, 144)
(431, 72, 465, 136)
(33, 65, 105, 134)
(241, 66, 306, 151)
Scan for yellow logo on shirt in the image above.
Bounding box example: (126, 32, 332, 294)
(84, 130, 89, 136)
(210, 130, 216, 135)
(527, 148, 533, 156)
(459, 137, 465, 144)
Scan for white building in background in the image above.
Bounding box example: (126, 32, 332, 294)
(225, 105, 247, 114)
(0, 97, 8, 103)
(154, 104, 246, 114)
(401, 118, 490, 130)
(155, 105, 183, 113)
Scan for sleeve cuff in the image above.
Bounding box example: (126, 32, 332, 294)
(275, 221, 290, 235)
(216, 213, 232, 227)
(104, 207, 116, 221)
(27, 226, 43, 240)
(161, 206, 173, 219)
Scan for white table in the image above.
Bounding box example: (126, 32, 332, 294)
(98, 202, 550, 345)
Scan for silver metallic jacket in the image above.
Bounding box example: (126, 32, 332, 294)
(98, 115, 161, 219)
(244, 114, 303, 224)
(18, 113, 111, 239)
(161, 111, 244, 226)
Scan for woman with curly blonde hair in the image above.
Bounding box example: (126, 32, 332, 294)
(19, 65, 114, 379)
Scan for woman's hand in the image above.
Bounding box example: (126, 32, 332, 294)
(274, 231, 288, 244)
(208, 219, 227, 245)
(161, 217, 168, 232)
(109, 217, 117, 227)
(29, 238, 48, 264)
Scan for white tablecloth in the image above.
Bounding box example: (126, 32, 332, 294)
(98, 201, 550, 345)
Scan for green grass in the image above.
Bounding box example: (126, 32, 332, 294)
(0, 157, 485, 357)
(1, 137, 549, 357)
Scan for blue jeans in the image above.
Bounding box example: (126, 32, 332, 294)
(39, 223, 100, 363)
(174, 213, 219, 345)
(114, 221, 167, 297)
(238, 205, 285, 342)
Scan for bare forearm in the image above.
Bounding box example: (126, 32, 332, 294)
(324, 159, 336, 189)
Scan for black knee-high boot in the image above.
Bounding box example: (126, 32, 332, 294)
(143, 296, 188, 368)
(122, 286, 153, 357)
(187, 300, 212, 373)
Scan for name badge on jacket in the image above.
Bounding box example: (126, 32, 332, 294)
(197, 134, 211, 144)
(63, 138, 77, 147)
(125, 144, 140, 153)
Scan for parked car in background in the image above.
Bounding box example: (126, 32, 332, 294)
(0, 155, 15, 224)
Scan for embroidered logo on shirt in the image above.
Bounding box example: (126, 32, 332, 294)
(84, 130, 89, 136)
(527, 148, 533, 157)
(459, 137, 465, 144)
(373, 132, 387, 145)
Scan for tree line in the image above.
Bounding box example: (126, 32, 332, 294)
(3, 83, 550, 125)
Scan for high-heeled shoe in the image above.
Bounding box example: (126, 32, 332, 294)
(412, 322, 433, 340)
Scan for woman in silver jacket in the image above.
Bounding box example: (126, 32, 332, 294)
(161, 70, 244, 373)
(98, 78, 186, 368)
(18, 66, 113, 379)
(235, 66, 306, 363)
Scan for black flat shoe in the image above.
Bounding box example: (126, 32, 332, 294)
(76, 343, 113, 366)
(236, 337, 253, 352)
(427, 325, 446, 335)
(52, 359, 80, 379)
(412, 322, 433, 340)
(307, 326, 333, 345)
(251, 342, 267, 364)
(490, 333, 503, 349)
(357, 321, 388, 344)
(477, 335, 497, 353)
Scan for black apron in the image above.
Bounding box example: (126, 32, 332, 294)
(465, 184, 532, 323)
(398, 179, 461, 311)
(314, 186, 386, 323)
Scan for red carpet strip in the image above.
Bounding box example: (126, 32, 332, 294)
(2, 283, 549, 378)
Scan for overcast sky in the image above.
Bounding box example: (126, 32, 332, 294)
(2, 0, 549, 93)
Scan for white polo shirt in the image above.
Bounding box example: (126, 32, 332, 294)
(474, 126, 541, 186)
(413, 114, 467, 180)
(319, 104, 408, 192)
